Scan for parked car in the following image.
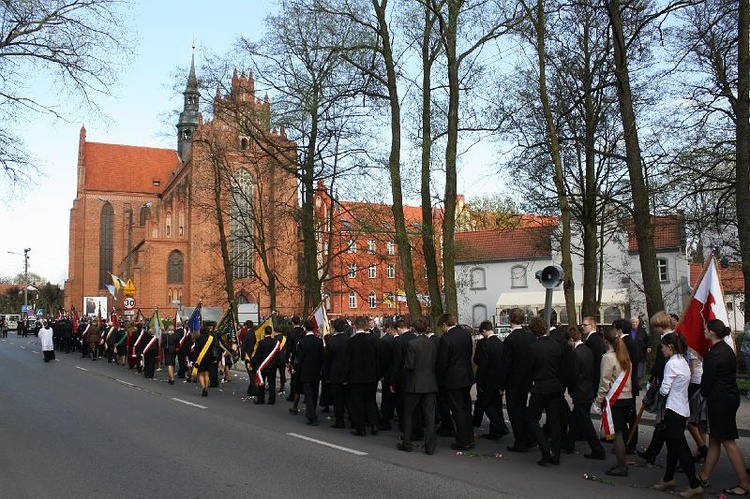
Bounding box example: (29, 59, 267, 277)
(4, 314, 20, 331)
(23, 318, 41, 336)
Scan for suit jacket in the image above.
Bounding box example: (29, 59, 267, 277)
(528, 336, 564, 394)
(567, 343, 595, 404)
(621, 333, 640, 396)
(403, 335, 438, 394)
(323, 332, 349, 383)
(499, 326, 535, 393)
(391, 331, 417, 390)
(701, 340, 740, 402)
(251, 336, 280, 374)
(436, 325, 474, 390)
(296, 333, 324, 383)
(379, 335, 396, 383)
(473, 335, 504, 391)
(287, 326, 305, 366)
(585, 331, 606, 386)
(631, 325, 649, 362)
(346, 332, 380, 384)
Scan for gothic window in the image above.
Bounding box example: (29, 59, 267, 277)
(240, 138, 249, 150)
(349, 291, 357, 309)
(168, 288, 173, 303)
(367, 240, 376, 254)
(470, 268, 486, 290)
(387, 264, 395, 279)
(99, 202, 114, 289)
(368, 264, 376, 279)
(167, 251, 184, 284)
(166, 211, 172, 237)
(139, 204, 150, 226)
(236, 294, 249, 304)
(511, 265, 527, 288)
(386, 241, 395, 255)
(230, 169, 254, 279)
(368, 292, 377, 309)
(178, 210, 184, 237)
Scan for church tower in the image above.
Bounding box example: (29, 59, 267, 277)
(177, 53, 200, 162)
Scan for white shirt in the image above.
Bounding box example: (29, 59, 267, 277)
(660, 354, 691, 417)
(686, 350, 703, 384)
(38, 326, 54, 351)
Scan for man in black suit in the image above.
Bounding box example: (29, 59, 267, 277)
(346, 316, 381, 436)
(286, 316, 305, 405)
(390, 319, 417, 432)
(562, 325, 605, 459)
(252, 326, 281, 405)
(324, 318, 350, 429)
(436, 313, 475, 451)
(296, 319, 324, 425)
(378, 319, 398, 431)
(499, 307, 536, 452)
(630, 316, 650, 378)
(583, 316, 605, 398)
(398, 317, 438, 455)
(473, 320, 509, 440)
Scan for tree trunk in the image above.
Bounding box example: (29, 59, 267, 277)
(737, 0, 750, 326)
(581, 16, 598, 320)
(210, 148, 236, 319)
(606, 0, 664, 319)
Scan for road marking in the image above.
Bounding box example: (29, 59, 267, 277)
(31, 351, 38, 354)
(172, 398, 207, 409)
(76, 366, 89, 372)
(20, 346, 25, 349)
(286, 433, 368, 456)
(116, 379, 135, 387)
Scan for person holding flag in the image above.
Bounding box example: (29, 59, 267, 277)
(191, 326, 216, 397)
(142, 327, 159, 379)
(251, 325, 282, 405)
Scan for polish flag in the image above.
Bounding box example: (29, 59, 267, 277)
(309, 301, 330, 337)
(677, 257, 732, 357)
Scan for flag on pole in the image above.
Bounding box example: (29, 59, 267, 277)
(309, 302, 329, 337)
(151, 309, 162, 341)
(105, 284, 116, 298)
(254, 315, 274, 343)
(97, 302, 103, 329)
(677, 256, 733, 357)
(109, 273, 127, 291)
(110, 309, 120, 329)
(187, 303, 202, 333)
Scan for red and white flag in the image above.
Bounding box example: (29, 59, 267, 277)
(309, 301, 329, 337)
(677, 257, 732, 357)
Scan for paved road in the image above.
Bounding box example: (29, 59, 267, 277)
(1, 335, 748, 498)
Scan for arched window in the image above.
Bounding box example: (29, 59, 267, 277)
(167, 250, 184, 284)
(178, 209, 185, 237)
(240, 137, 249, 150)
(603, 306, 621, 324)
(230, 169, 254, 279)
(168, 288, 173, 303)
(139, 204, 150, 226)
(236, 294, 249, 305)
(470, 268, 486, 290)
(165, 211, 172, 237)
(511, 265, 527, 288)
(99, 202, 114, 289)
(349, 291, 357, 309)
(368, 291, 377, 309)
(472, 304, 488, 326)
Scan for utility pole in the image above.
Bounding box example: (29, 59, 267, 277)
(23, 248, 30, 313)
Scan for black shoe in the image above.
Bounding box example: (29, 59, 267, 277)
(321, 407, 330, 413)
(168, 379, 174, 385)
(506, 445, 529, 453)
(637, 450, 656, 464)
(626, 445, 637, 455)
(450, 443, 474, 451)
(550, 455, 560, 465)
(397, 443, 412, 452)
(605, 466, 628, 477)
(351, 430, 366, 436)
(537, 457, 553, 467)
(288, 408, 300, 415)
(330, 423, 346, 429)
(201, 389, 208, 397)
(306, 420, 318, 426)
(584, 451, 607, 460)
(562, 446, 575, 455)
(254, 401, 265, 405)
(370, 427, 379, 436)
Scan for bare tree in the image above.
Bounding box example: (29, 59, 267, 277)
(0, 0, 128, 185)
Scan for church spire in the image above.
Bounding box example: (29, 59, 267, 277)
(177, 47, 200, 162)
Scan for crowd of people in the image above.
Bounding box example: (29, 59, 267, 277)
(20, 307, 750, 497)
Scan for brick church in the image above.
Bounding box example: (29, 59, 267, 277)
(65, 56, 302, 318)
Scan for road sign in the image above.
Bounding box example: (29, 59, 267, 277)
(123, 297, 136, 310)
(123, 310, 135, 317)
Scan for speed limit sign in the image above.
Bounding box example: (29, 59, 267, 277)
(123, 297, 136, 310)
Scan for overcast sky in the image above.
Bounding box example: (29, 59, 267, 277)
(1, 0, 505, 286)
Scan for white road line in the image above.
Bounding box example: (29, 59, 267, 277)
(31, 351, 38, 354)
(76, 366, 89, 372)
(286, 433, 368, 456)
(20, 346, 25, 349)
(171, 398, 207, 409)
(116, 379, 135, 387)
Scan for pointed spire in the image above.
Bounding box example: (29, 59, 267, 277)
(185, 51, 198, 93)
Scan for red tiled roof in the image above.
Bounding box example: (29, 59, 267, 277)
(627, 215, 684, 252)
(84, 142, 179, 194)
(690, 261, 745, 294)
(337, 200, 428, 228)
(455, 226, 554, 262)
(0, 284, 21, 296)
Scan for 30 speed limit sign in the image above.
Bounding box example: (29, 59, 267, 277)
(123, 297, 136, 310)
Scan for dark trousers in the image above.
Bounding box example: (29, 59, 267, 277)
(245, 363, 258, 396)
(663, 409, 699, 488)
(379, 379, 396, 427)
(177, 354, 188, 378)
(403, 392, 437, 454)
(444, 386, 473, 448)
(437, 388, 454, 432)
(644, 421, 666, 458)
(330, 382, 348, 427)
(303, 381, 320, 423)
(475, 389, 509, 437)
(527, 392, 564, 459)
(277, 364, 286, 390)
(81, 339, 89, 358)
(144, 353, 156, 378)
(506, 390, 530, 448)
(350, 382, 378, 433)
(564, 402, 604, 454)
(625, 398, 638, 447)
(256, 371, 277, 404)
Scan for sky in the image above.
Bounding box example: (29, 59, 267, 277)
(0, 0, 504, 286)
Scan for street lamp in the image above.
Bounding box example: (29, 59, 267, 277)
(7, 249, 30, 313)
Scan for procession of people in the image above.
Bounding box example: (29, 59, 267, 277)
(18, 305, 750, 497)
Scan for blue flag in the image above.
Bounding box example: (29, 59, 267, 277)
(187, 303, 202, 333)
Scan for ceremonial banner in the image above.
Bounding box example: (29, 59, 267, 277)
(309, 302, 329, 337)
(187, 303, 202, 333)
(677, 257, 733, 357)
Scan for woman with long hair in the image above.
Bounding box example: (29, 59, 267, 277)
(594, 327, 633, 476)
(652, 333, 701, 497)
(698, 319, 750, 496)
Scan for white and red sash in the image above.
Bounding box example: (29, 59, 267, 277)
(142, 336, 157, 355)
(254, 340, 280, 385)
(81, 324, 90, 339)
(601, 367, 631, 438)
(131, 330, 145, 358)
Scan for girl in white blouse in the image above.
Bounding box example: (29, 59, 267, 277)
(653, 333, 702, 498)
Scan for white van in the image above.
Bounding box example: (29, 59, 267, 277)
(4, 314, 20, 331)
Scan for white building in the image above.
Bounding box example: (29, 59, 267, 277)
(455, 215, 690, 327)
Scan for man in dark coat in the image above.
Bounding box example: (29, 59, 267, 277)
(346, 316, 381, 436)
(286, 316, 305, 405)
(323, 318, 350, 428)
(378, 319, 398, 431)
(252, 326, 281, 405)
(436, 313, 475, 451)
(296, 319, 324, 425)
(499, 307, 536, 452)
(390, 319, 417, 432)
(562, 325, 605, 459)
(398, 317, 438, 455)
(583, 316, 605, 398)
(473, 320, 509, 440)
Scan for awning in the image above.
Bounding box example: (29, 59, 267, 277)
(496, 288, 629, 309)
